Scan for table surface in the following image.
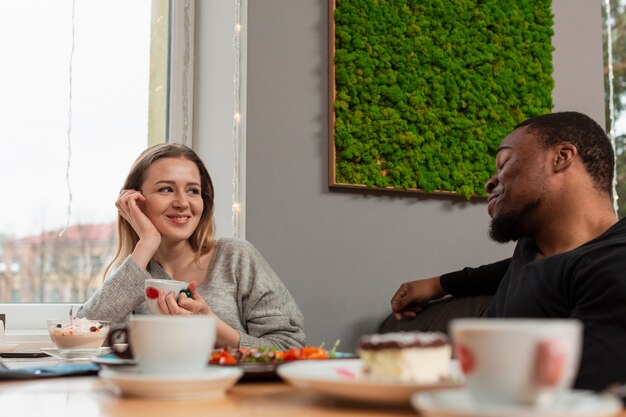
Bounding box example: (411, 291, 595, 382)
(0, 377, 419, 417)
(0, 357, 624, 417)
(0, 356, 417, 417)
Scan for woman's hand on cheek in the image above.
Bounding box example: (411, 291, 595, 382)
(176, 282, 212, 315)
(118, 189, 161, 268)
(116, 189, 161, 246)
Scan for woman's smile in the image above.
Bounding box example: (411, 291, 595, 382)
(166, 214, 192, 225)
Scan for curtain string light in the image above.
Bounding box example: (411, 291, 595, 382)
(604, 0, 619, 213)
(231, 0, 242, 237)
(181, 0, 191, 145)
(60, 0, 77, 238)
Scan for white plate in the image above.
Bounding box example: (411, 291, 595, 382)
(0, 344, 18, 353)
(40, 347, 111, 360)
(277, 358, 462, 406)
(412, 388, 622, 417)
(99, 365, 244, 400)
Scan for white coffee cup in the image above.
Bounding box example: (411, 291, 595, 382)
(144, 278, 189, 314)
(109, 315, 216, 375)
(450, 318, 582, 407)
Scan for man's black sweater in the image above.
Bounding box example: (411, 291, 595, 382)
(441, 218, 626, 391)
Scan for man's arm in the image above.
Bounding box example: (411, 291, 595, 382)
(440, 258, 511, 296)
(391, 258, 510, 320)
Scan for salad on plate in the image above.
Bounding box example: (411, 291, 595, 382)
(209, 341, 352, 376)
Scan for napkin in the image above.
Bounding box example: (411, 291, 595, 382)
(0, 362, 100, 379)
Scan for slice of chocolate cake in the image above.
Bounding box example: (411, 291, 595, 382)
(357, 331, 451, 383)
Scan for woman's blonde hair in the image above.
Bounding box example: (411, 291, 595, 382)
(103, 143, 216, 278)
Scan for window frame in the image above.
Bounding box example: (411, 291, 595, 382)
(167, 0, 195, 147)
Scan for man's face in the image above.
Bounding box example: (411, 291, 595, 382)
(485, 126, 551, 243)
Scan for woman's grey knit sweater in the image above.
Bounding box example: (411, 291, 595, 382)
(78, 238, 306, 349)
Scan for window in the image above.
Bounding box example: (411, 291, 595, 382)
(603, 0, 626, 217)
(0, 0, 172, 304)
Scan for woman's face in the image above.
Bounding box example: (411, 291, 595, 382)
(139, 157, 204, 243)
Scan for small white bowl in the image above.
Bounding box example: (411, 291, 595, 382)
(47, 318, 110, 349)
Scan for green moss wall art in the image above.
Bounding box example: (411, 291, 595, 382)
(329, 0, 554, 199)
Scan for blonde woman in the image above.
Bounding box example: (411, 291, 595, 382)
(79, 144, 305, 349)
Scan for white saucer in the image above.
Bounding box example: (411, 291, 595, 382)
(99, 365, 244, 400)
(277, 359, 463, 406)
(413, 388, 622, 417)
(0, 344, 18, 353)
(40, 347, 110, 361)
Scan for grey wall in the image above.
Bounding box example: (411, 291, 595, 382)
(244, 0, 604, 351)
(552, 0, 605, 124)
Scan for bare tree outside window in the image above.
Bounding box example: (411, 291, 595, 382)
(603, 0, 626, 217)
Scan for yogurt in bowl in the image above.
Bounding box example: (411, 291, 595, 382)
(47, 318, 110, 349)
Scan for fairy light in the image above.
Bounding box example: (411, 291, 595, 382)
(231, 0, 243, 237)
(181, 0, 191, 145)
(604, 0, 619, 213)
(60, 0, 77, 238)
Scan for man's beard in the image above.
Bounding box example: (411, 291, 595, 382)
(489, 199, 542, 243)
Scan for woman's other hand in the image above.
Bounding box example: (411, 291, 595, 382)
(390, 276, 446, 320)
(159, 281, 211, 315)
(157, 281, 241, 348)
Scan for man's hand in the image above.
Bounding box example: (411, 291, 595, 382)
(390, 276, 447, 320)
